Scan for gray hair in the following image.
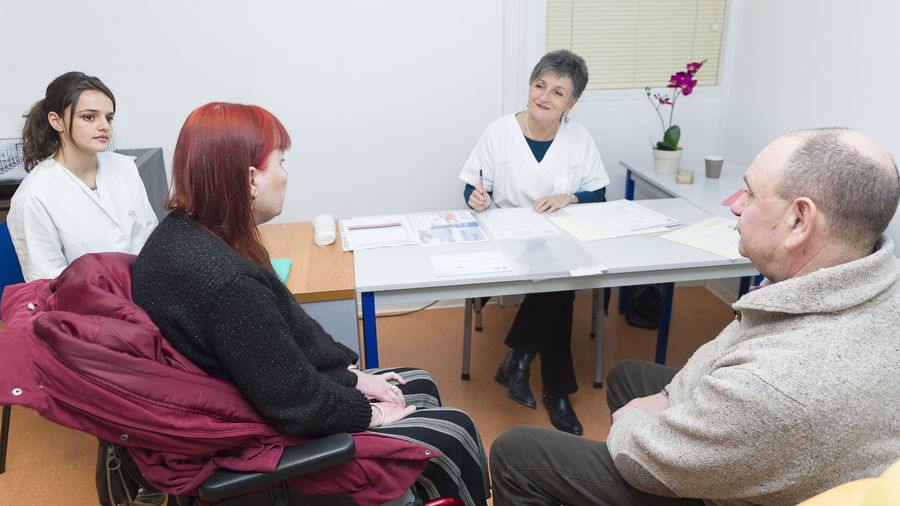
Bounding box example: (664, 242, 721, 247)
(529, 50, 589, 103)
(777, 128, 900, 249)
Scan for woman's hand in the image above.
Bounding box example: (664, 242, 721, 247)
(468, 183, 491, 212)
(352, 369, 406, 407)
(532, 194, 575, 214)
(370, 402, 416, 429)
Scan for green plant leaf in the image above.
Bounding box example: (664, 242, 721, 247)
(663, 125, 681, 149)
(656, 141, 676, 151)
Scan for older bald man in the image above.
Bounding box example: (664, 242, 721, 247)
(490, 128, 900, 506)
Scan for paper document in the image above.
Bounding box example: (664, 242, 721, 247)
(549, 215, 668, 241)
(551, 200, 681, 241)
(661, 217, 742, 260)
(339, 215, 417, 251)
(429, 251, 514, 277)
(570, 265, 608, 277)
(477, 207, 561, 240)
(410, 211, 489, 246)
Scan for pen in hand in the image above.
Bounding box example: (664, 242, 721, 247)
(479, 170, 485, 200)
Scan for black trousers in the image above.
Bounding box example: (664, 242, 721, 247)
(504, 290, 577, 396)
(366, 367, 490, 506)
(490, 360, 706, 506)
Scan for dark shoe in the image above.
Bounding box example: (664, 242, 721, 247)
(133, 487, 167, 506)
(543, 392, 583, 435)
(494, 351, 537, 409)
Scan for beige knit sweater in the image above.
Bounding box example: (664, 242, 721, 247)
(607, 235, 900, 506)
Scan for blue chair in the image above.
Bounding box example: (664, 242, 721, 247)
(0, 220, 25, 474)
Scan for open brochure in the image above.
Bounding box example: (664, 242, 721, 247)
(410, 211, 489, 246)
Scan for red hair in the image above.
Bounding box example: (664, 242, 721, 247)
(166, 102, 291, 271)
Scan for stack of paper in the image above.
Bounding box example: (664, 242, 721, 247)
(339, 215, 417, 251)
(549, 200, 683, 241)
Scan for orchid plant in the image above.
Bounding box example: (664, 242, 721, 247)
(646, 59, 706, 151)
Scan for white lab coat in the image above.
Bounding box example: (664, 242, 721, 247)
(8, 152, 159, 282)
(459, 113, 609, 208)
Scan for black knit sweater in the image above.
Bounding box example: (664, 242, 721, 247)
(132, 212, 372, 437)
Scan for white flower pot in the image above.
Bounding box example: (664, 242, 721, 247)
(653, 148, 683, 174)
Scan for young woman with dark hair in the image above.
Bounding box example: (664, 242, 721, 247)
(132, 102, 490, 506)
(8, 71, 158, 281)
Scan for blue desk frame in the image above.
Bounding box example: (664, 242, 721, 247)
(361, 292, 380, 368)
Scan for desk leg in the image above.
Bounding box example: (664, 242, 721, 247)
(361, 292, 379, 369)
(593, 289, 604, 388)
(625, 169, 635, 201)
(620, 170, 634, 314)
(738, 276, 751, 297)
(654, 282, 675, 365)
(462, 298, 473, 380)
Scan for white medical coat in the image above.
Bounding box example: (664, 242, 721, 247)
(8, 152, 159, 282)
(459, 113, 609, 209)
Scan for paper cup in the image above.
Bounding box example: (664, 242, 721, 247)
(705, 156, 724, 178)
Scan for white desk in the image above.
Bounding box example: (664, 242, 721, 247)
(621, 159, 748, 219)
(620, 159, 760, 296)
(355, 198, 757, 385)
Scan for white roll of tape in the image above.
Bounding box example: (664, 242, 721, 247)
(312, 214, 336, 246)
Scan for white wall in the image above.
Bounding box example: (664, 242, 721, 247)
(575, 89, 727, 201)
(4, 1, 897, 238)
(721, 0, 900, 241)
(0, 1, 503, 223)
(507, 1, 741, 203)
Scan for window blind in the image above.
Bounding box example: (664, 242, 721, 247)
(546, 0, 726, 90)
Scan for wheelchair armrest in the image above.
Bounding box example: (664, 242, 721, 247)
(197, 433, 356, 501)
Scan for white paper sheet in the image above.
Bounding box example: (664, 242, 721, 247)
(429, 251, 514, 277)
(661, 216, 742, 260)
(569, 265, 608, 277)
(477, 207, 561, 240)
(564, 200, 682, 235)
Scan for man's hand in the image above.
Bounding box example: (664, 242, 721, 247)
(611, 392, 669, 423)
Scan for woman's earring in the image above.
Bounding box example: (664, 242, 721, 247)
(251, 193, 257, 210)
(564, 112, 570, 123)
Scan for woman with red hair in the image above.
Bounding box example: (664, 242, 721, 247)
(131, 103, 489, 506)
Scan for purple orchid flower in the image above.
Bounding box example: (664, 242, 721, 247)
(648, 58, 707, 150)
(681, 76, 699, 96)
(667, 71, 691, 89)
(653, 93, 672, 105)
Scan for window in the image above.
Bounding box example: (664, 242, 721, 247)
(546, 0, 727, 90)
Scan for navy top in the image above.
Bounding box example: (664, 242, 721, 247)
(525, 137, 554, 163)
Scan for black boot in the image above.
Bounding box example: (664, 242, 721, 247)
(494, 350, 537, 409)
(543, 392, 583, 435)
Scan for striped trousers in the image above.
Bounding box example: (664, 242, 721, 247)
(365, 367, 490, 506)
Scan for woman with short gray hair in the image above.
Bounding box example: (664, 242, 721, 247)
(458, 49, 609, 436)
